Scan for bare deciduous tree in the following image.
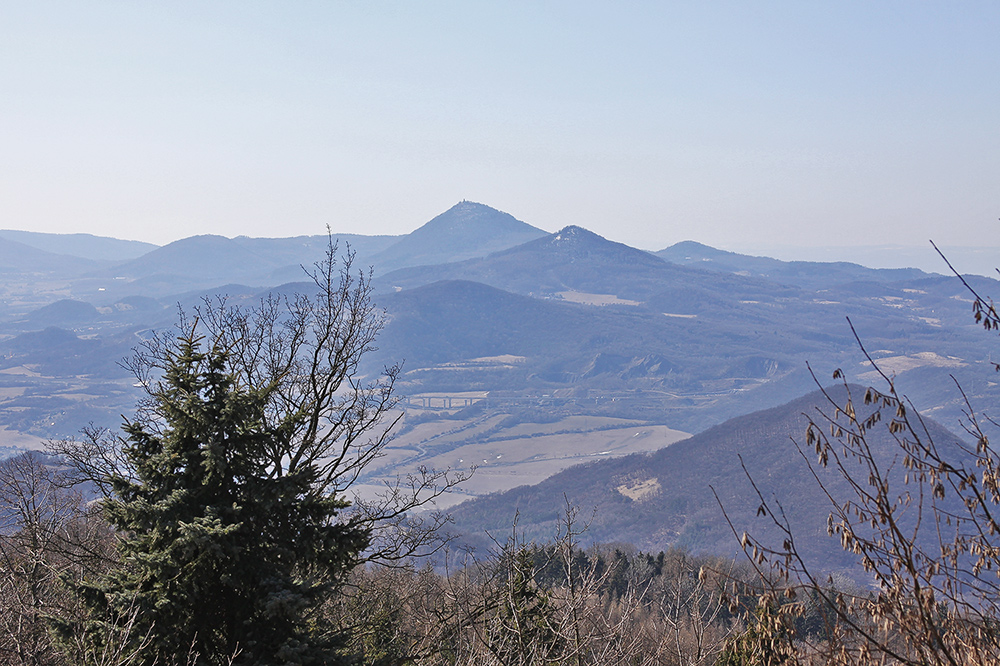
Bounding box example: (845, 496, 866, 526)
(0, 453, 115, 666)
(722, 251, 1000, 665)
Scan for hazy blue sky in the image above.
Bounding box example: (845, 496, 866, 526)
(2, 2, 998, 256)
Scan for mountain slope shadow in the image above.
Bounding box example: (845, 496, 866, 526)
(447, 384, 966, 577)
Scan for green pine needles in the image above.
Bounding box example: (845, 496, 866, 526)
(48, 243, 461, 665)
(93, 334, 367, 665)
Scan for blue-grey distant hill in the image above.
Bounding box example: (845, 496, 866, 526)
(230, 234, 399, 282)
(367, 201, 548, 272)
(656, 241, 933, 289)
(22, 299, 100, 327)
(365, 224, 1000, 432)
(0, 327, 114, 376)
(88, 202, 545, 296)
(0, 236, 100, 275)
(0, 229, 157, 262)
(376, 225, 801, 310)
(370, 278, 822, 431)
(108, 234, 288, 285)
(0, 201, 997, 455)
(91, 233, 393, 297)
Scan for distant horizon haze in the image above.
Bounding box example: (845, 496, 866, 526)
(1, 4, 997, 254)
(1, 199, 996, 277)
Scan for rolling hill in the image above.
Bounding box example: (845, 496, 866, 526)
(656, 240, 932, 289)
(366, 223, 999, 433)
(0, 202, 995, 512)
(0, 237, 100, 275)
(446, 384, 965, 575)
(0, 230, 157, 262)
(101, 234, 282, 285)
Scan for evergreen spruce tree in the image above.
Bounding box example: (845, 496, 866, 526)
(93, 333, 367, 665)
(50, 244, 459, 665)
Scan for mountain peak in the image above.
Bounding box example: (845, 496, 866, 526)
(551, 225, 600, 242)
(444, 200, 499, 215)
(420, 201, 541, 235)
(368, 202, 548, 271)
(667, 240, 716, 252)
(508, 225, 665, 268)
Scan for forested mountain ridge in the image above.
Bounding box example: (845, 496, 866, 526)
(0, 202, 993, 510)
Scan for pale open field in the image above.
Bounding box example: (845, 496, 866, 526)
(0, 426, 48, 451)
(857, 351, 966, 382)
(353, 411, 690, 509)
(557, 290, 642, 307)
